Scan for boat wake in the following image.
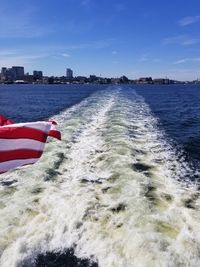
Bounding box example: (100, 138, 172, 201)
(0, 86, 200, 267)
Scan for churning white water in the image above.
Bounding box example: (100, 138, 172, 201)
(0, 87, 200, 267)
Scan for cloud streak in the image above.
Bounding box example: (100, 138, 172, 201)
(0, 49, 49, 67)
(163, 35, 200, 46)
(61, 53, 71, 57)
(139, 54, 148, 62)
(0, 38, 113, 67)
(179, 16, 200, 26)
(139, 54, 160, 63)
(174, 57, 200, 64)
(0, 3, 53, 38)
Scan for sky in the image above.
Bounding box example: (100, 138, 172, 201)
(0, 0, 200, 80)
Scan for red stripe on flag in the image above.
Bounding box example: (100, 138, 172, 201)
(0, 149, 43, 162)
(48, 130, 61, 140)
(0, 127, 48, 142)
(0, 115, 14, 126)
(0, 115, 61, 173)
(0, 149, 43, 163)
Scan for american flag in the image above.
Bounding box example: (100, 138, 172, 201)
(0, 115, 61, 174)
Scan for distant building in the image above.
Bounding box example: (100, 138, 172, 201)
(111, 78, 121, 84)
(138, 77, 153, 84)
(1, 67, 7, 75)
(120, 75, 129, 83)
(73, 76, 88, 84)
(153, 78, 170, 84)
(0, 67, 15, 81)
(33, 70, 43, 81)
(89, 75, 98, 83)
(24, 74, 34, 83)
(12, 66, 24, 80)
(0, 67, 7, 81)
(66, 68, 73, 79)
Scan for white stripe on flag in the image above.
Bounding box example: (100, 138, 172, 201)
(0, 139, 45, 152)
(0, 158, 39, 173)
(4, 122, 52, 133)
(0, 116, 61, 173)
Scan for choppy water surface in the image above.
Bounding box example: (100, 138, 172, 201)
(0, 85, 200, 267)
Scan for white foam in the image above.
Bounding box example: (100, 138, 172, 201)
(0, 87, 200, 267)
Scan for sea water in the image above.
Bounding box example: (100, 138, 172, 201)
(0, 84, 200, 267)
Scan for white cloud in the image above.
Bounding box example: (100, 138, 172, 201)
(0, 50, 49, 67)
(0, 50, 19, 57)
(61, 53, 71, 57)
(139, 54, 148, 62)
(0, 4, 52, 38)
(192, 57, 200, 61)
(179, 16, 200, 26)
(139, 55, 160, 63)
(174, 59, 188, 64)
(163, 35, 200, 46)
(111, 50, 117, 55)
(174, 57, 200, 64)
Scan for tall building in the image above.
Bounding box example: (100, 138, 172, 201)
(12, 66, 24, 80)
(33, 70, 43, 80)
(66, 68, 73, 79)
(1, 67, 7, 75)
(0, 67, 7, 81)
(0, 67, 15, 81)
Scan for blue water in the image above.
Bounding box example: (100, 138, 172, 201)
(0, 84, 106, 122)
(1, 84, 199, 163)
(1, 83, 200, 267)
(135, 85, 200, 162)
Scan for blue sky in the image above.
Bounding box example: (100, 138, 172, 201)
(0, 0, 200, 80)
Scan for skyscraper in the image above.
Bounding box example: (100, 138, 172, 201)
(12, 66, 24, 80)
(33, 70, 43, 80)
(66, 68, 73, 79)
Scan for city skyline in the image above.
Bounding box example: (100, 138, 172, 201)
(2, 65, 199, 85)
(0, 0, 200, 81)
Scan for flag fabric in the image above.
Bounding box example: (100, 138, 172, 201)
(0, 115, 61, 174)
(0, 115, 14, 126)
